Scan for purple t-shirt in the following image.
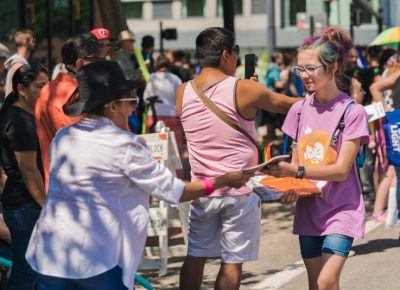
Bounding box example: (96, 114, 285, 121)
(282, 92, 369, 238)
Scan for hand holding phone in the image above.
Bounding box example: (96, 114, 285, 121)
(244, 53, 256, 79)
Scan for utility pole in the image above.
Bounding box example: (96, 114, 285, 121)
(46, 0, 53, 72)
(17, 0, 26, 29)
(310, 15, 315, 37)
(323, 0, 331, 27)
(350, 2, 355, 40)
(160, 22, 163, 54)
(222, 0, 234, 33)
(68, 0, 76, 37)
(266, 0, 276, 57)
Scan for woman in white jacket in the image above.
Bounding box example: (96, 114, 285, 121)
(25, 61, 252, 290)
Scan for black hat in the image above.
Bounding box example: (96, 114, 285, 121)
(63, 61, 142, 117)
(141, 35, 154, 48)
(61, 32, 108, 65)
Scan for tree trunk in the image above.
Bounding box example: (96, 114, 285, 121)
(96, 0, 128, 38)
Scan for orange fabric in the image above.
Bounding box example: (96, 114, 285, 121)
(34, 73, 82, 191)
(260, 176, 322, 197)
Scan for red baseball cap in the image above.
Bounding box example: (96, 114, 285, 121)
(90, 28, 111, 40)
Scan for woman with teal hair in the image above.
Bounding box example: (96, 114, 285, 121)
(266, 27, 369, 290)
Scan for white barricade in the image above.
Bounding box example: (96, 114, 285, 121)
(138, 128, 189, 276)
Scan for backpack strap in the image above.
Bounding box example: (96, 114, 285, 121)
(330, 101, 354, 147)
(284, 98, 305, 153)
(190, 79, 262, 151)
(294, 99, 307, 142)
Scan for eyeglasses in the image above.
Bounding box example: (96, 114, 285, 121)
(291, 64, 324, 76)
(231, 44, 240, 55)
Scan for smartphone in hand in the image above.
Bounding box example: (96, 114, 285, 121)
(244, 53, 256, 79)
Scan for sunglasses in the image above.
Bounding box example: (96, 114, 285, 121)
(231, 44, 240, 54)
(30, 62, 48, 74)
(104, 96, 139, 108)
(116, 96, 140, 103)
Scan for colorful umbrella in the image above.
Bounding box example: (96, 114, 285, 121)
(370, 26, 400, 47)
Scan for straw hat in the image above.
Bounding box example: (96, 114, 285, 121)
(116, 30, 136, 44)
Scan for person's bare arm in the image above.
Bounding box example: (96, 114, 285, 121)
(236, 79, 302, 119)
(179, 171, 253, 202)
(175, 83, 187, 116)
(350, 78, 365, 104)
(370, 71, 400, 111)
(5, 63, 24, 95)
(14, 151, 46, 206)
(0, 214, 11, 244)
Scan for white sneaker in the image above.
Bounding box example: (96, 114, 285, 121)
(348, 250, 356, 257)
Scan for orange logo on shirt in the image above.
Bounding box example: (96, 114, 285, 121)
(298, 130, 337, 167)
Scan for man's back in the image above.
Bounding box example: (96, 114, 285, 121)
(35, 72, 81, 190)
(180, 76, 257, 195)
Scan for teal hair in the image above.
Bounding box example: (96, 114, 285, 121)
(299, 28, 353, 90)
(300, 36, 339, 69)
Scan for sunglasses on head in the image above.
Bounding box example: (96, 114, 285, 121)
(30, 62, 48, 74)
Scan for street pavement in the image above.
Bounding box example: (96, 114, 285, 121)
(137, 202, 400, 290)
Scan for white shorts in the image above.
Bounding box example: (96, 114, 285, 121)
(187, 193, 261, 263)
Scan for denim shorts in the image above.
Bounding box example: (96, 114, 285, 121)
(299, 234, 354, 259)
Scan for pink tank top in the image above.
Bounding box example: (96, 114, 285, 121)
(181, 76, 258, 197)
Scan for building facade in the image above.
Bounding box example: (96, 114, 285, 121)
(123, 0, 400, 52)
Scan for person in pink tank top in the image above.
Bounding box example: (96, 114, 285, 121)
(177, 27, 300, 290)
(266, 28, 369, 290)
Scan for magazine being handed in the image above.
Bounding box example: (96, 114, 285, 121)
(243, 154, 290, 174)
(247, 175, 323, 202)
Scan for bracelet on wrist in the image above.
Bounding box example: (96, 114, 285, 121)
(202, 178, 215, 196)
(296, 165, 305, 179)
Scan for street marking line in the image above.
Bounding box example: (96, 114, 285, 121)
(250, 260, 305, 290)
(250, 220, 381, 290)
